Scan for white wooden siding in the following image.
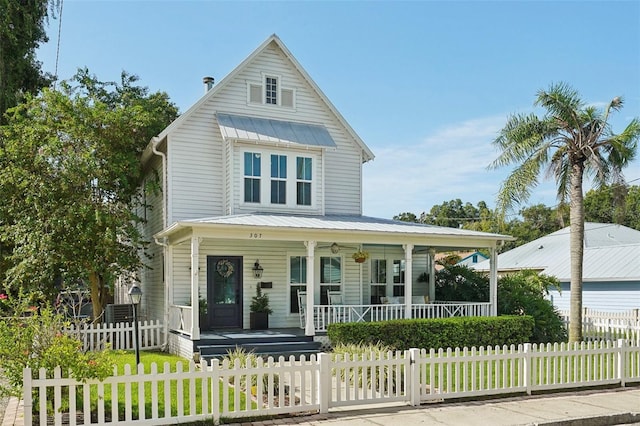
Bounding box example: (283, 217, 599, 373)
(168, 113, 225, 221)
(167, 42, 364, 221)
(549, 282, 640, 312)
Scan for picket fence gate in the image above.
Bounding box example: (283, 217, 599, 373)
(65, 320, 164, 352)
(23, 339, 640, 426)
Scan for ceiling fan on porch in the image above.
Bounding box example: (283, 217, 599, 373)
(317, 242, 359, 254)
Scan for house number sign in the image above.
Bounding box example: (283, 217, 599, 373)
(249, 233, 263, 239)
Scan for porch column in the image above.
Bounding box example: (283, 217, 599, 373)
(191, 236, 201, 339)
(403, 244, 414, 319)
(305, 240, 317, 336)
(428, 248, 436, 302)
(489, 246, 498, 316)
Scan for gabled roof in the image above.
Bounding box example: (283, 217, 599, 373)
(473, 223, 640, 281)
(152, 34, 374, 162)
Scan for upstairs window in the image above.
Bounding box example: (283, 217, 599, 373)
(247, 75, 294, 108)
(265, 76, 277, 105)
(296, 156, 312, 206)
(270, 154, 286, 204)
(244, 152, 261, 203)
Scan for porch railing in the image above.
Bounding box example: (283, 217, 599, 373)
(312, 302, 491, 332)
(168, 304, 192, 336)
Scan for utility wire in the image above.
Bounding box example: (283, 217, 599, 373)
(52, 0, 64, 90)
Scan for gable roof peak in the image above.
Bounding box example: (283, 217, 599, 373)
(153, 35, 374, 162)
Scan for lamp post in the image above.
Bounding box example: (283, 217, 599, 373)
(128, 283, 142, 368)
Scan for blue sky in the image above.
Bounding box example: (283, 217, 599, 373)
(36, 1, 640, 219)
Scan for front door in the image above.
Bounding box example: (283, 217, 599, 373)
(207, 256, 243, 328)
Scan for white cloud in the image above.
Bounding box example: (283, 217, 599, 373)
(363, 114, 640, 219)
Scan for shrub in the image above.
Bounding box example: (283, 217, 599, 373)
(328, 315, 534, 350)
(436, 265, 567, 343)
(0, 299, 113, 398)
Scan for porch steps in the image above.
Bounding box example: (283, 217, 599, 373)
(196, 334, 321, 362)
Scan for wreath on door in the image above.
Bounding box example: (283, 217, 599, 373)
(216, 259, 234, 278)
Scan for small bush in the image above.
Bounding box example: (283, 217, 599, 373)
(328, 315, 534, 350)
(0, 300, 113, 398)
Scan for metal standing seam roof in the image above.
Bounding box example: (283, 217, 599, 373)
(543, 244, 640, 281)
(216, 113, 337, 148)
(166, 213, 511, 240)
(473, 223, 640, 281)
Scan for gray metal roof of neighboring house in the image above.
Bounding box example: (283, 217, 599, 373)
(473, 223, 640, 281)
(544, 243, 640, 282)
(216, 113, 337, 148)
(162, 213, 512, 241)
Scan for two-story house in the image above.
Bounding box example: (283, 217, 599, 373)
(125, 35, 509, 357)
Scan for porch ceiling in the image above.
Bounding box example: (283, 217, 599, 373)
(155, 213, 513, 249)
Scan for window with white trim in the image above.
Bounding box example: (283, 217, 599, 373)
(270, 154, 286, 204)
(247, 75, 295, 108)
(393, 259, 405, 296)
(265, 76, 277, 105)
(296, 156, 312, 206)
(320, 256, 341, 305)
(289, 256, 307, 313)
(244, 152, 261, 203)
(370, 259, 387, 304)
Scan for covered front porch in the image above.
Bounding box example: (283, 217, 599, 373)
(156, 214, 508, 341)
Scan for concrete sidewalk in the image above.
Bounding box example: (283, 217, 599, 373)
(3, 387, 639, 425)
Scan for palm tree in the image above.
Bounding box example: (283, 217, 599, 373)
(490, 83, 640, 343)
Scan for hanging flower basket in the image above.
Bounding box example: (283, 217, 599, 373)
(352, 250, 370, 263)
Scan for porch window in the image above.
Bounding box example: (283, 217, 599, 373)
(296, 156, 312, 206)
(370, 259, 387, 304)
(270, 154, 286, 204)
(289, 256, 306, 313)
(244, 152, 261, 203)
(393, 259, 405, 297)
(320, 256, 341, 305)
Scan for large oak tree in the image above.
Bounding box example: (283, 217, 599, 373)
(0, 69, 178, 319)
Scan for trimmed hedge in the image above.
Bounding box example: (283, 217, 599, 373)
(327, 315, 534, 350)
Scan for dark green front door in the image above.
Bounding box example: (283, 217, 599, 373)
(207, 256, 243, 328)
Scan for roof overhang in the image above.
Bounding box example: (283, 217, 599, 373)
(155, 213, 514, 249)
(216, 113, 337, 149)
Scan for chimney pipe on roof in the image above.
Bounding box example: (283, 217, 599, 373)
(203, 76, 215, 93)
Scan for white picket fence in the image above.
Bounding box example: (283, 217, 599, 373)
(23, 339, 640, 425)
(559, 308, 640, 345)
(65, 320, 164, 352)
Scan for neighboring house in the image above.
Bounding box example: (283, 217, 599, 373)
(119, 35, 510, 355)
(473, 223, 640, 312)
(457, 251, 489, 268)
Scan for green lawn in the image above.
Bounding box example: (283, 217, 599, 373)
(53, 350, 254, 421)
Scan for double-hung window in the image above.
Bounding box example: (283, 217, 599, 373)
(370, 259, 387, 304)
(320, 256, 342, 305)
(270, 154, 286, 204)
(289, 256, 307, 313)
(296, 156, 312, 206)
(393, 259, 406, 296)
(244, 152, 261, 203)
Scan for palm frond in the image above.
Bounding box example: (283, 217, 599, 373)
(535, 82, 583, 131)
